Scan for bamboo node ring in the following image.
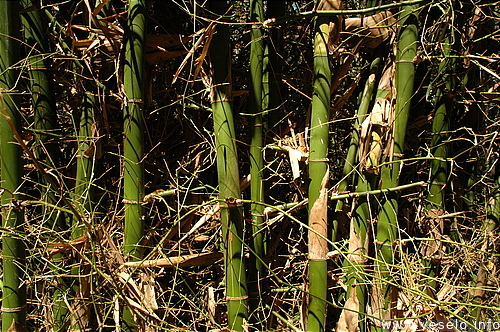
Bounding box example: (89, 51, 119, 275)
(1, 305, 26, 313)
(127, 99, 143, 103)
(224, 197, 243, 208)
(226, 295, 248, 301)
(123, 199, 142, 205)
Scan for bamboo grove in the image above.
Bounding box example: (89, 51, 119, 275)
(0, 0, 499, 331)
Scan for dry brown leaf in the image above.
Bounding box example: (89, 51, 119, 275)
(308, 169, 329, 260)
(124, 296, 160, 321)
(317, 0, 342, 11)
(420, 209, 445, 261)
(69, 275, 91, 331)
(47, 233, 89, 257)
(5, 321, 26, 332)
(173, 25, 215, 85)
(140, 273, 159, 312)
(173, 204, 220, 245)
(347, 215, 369, 264)
(207, 286, 217, 325)
(193, 24, 216, 83)
(358, 97, 393, 173)
(358, 62, 395, 173)
(123, 252, 223, 268)
(344, 11, 396, 49)
(336, 286, 360, 332)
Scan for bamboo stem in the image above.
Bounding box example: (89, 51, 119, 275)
(20, 1, 68, 329)
(122, 0, 147, 330)
(307, 2, 331, 329)
(210, 1, 249, 330)
(0, 1, 27, 330)
(372, 4, 418, 330)
(248, 0, 267, 325)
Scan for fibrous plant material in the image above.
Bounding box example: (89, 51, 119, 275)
(371, 4, 419, 330)
(307, 0, 337, 330)
(0, 1, 27, 331)
(209, 1, 249, 330)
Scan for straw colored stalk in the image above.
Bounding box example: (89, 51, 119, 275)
(371, 4, 418, 331)
(209, 1, 248, 330)
(0, 1, 27, 331)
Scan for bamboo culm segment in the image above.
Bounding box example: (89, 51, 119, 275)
(333, 58, 380, 242)
(123, 0, 146, 262)
(307, 6, 331, 331)
(248, 0, 266, 325)
(123, 0, 147, 330)
(0, 1, 27, 331)
(20, 1, 68, 329)
(210, 1, 249, 330)
(372, 4, 418, 331)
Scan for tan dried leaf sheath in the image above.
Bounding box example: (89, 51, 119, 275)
(308, 169, 329, 261)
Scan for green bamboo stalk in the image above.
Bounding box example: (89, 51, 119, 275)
(209, 1, 248, 330)
(20, 1, 69, 329)
(21, 0, 58, 164)
(372, 4, 418, 331)
(123, 0, 146, 262)
(425, 38, 453, 217)
(122, 0, 146, 330)
(0, 1, 27, 331)
(248, 0, 266, 325)
(307, 3, 331, 330)
(340, 174, 374, 332)
(338, 59, 397, 332)
(74, 91, 96, 233)
(333, 58, 380, 241)
(69, 89, 96, 332)
(422, 30, 455, 289)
